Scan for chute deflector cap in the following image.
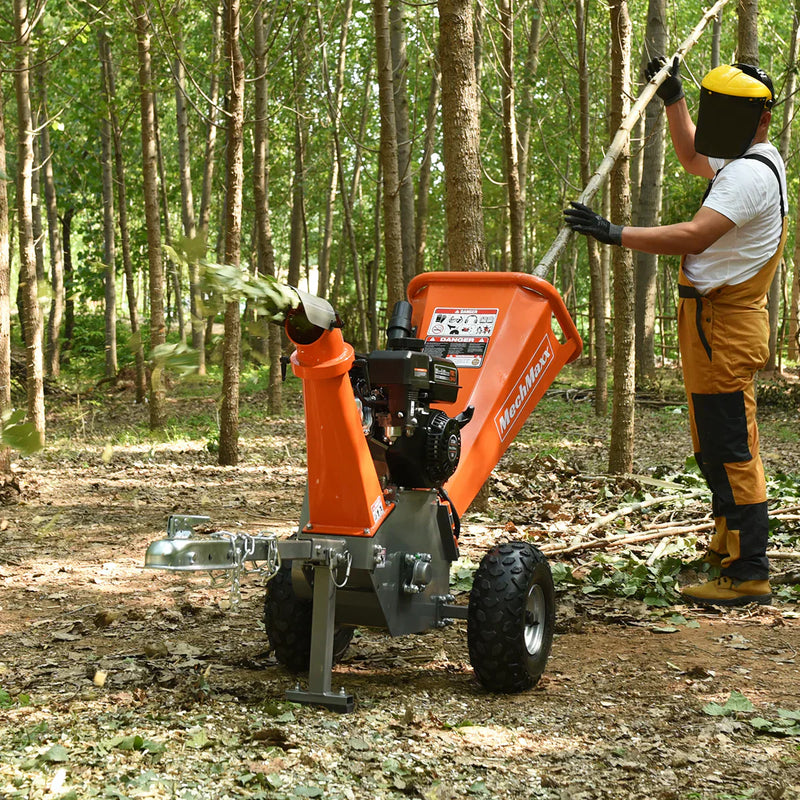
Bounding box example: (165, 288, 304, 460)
(695, 64, 774, 159)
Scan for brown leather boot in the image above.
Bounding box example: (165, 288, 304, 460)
(702, 549, 728, 569)
(681, 576, 772, 607)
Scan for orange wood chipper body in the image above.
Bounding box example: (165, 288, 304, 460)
(145, 272, 581, 711)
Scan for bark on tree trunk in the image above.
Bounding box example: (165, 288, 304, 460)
(437, 0, 485, 272)
(390, 0, 416, 288)
(415, 62, 440, 276)
(218, 0, 245, 467)
(736, 0, 759, 65)
(134, 0, 167, 429)
(13, 0, 45, 446)
(100, 28, 147, 403)
(62, 208, 74, 360)
(608, 0, 635, 475)
(36, 66, 65, 380)
(767, 3, 799, 369)
(99, 77, 118, 379)
(576, 0, 607, 414)
(634, 0, 667, 382)
(499, 0, 524, 273)
(374, 0, 405, 312)
(252, 4, 282, 416)
(0, 99, 11, 473)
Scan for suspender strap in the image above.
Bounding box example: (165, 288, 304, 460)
(740, 153, 786, 219)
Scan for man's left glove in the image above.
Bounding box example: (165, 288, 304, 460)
(563, 201, 623, 246)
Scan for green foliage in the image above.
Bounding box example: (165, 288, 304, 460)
(702, 691, 755, 717)
(1, 410, 43, 456)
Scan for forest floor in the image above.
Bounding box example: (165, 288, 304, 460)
(1, 366, 799, 800)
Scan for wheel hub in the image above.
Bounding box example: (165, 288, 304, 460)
(524, 583, 546, 655)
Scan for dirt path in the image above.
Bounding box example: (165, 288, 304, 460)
(1, 397, 799, 799)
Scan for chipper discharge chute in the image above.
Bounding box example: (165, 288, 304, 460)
(145, 272, 582, 711)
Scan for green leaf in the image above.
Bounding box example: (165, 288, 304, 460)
(0, 687, 12, 708)
(294, 787, 323, 798)
(1, 411, 43, 455)
(702, 702, 729, 717)
(702, 691, 754, 717)
(187, 729, 212, 749)
(41, 744, 69, 762)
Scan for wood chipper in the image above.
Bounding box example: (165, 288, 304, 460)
(145, 272, 582, 711)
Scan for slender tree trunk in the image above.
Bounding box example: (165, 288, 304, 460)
(253, 4, 282, 416)
(218, 0, 245, 467)
(134, 0, 167, 429)
(62, 208, 75, 360)
(634, 0, 667, 381)
(36, 66, 65, 379)
(736, 0, 759, 65)
(13, 0, 45, 445)
(99, 74, 118, 379)
(287, 19, 308, 291)
(608, 0, 635, 474)
(767, 4, 800, 369)
(374, 0, 405, 311)
(576, 0, 607, 414)
(316, 0, 352, 300)
(499, 0, 524, 273)
(517, 0, 542, 268)
(195, 1, 222, 376)
(415, 61, 440, 275)
(390, 0, 416, 288)
(0, 99, 12, 474)
(437, 0, 485, 272)
(100, 28, 147, 402)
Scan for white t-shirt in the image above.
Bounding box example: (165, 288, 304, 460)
(682, 142, 786, 294)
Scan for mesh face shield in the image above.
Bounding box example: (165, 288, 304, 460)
(694, 65, 773, 159)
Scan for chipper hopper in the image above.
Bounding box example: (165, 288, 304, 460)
(145, 272, 582, 711)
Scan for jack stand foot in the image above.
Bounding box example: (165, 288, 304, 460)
(285, 687, 354, 713)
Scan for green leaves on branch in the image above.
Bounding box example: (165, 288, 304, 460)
(164, 234, 298, 323)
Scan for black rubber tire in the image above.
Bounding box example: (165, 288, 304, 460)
(467, 541, 555, 693)
(263, 563, 354, 673)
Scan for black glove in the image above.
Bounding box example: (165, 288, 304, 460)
(645, 55, 684, 106)
(563, 202, 623, 246)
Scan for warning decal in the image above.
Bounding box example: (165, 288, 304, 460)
(422, 307, 498, 368)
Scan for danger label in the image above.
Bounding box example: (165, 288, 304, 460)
(423, 307, 498, 368)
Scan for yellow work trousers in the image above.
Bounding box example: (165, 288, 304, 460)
(677, 221, 786, 581)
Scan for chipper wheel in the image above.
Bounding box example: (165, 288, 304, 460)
(467, 541, 555, 693)
(263, 563, 354, 673)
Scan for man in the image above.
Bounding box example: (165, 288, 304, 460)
(564, 58, 787, 607)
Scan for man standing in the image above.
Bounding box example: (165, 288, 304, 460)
(564, 58, 787, 607)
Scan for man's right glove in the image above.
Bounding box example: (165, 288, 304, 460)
(563, 202, 623, 246)
(645, 55, 684, 106)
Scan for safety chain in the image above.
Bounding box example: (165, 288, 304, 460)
(208, 532, 281, 610)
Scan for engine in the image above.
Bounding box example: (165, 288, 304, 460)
(350, 301, 473, 490)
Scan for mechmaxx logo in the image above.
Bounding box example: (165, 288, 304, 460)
(494, 336, 553, 440)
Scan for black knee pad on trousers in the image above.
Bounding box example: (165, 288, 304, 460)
(691, 391, 752, 463)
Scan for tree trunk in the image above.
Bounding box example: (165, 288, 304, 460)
(252, 4, 282, 416)
(62, 208, 74, 360)
(134, 0, 167, 429)
(218, 0, 245, 467)
(390, 0, 416, 288)
(437, 0, 485, 272)
(13, 0, 45, 445)
(316, 0, 352, 301)
(736, 0, 759, 65)
(634, 0, 667, 382)
(99, 66, 118, 380)
(100, 27, 147, 403)
(517, 0, 542, 268)
(576, 0, 607, 414)
(195, 1, 222, 376)
(0, 99, 11, 473)
(36, 66, 65, 379)
(607, 0, 635, 475)
(415, 61, 440, 275)
(374, 0, 405, 311)
(767, 3, 799, 369)
(499, 0, 524, 273)
(287, 18, 309, 291)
